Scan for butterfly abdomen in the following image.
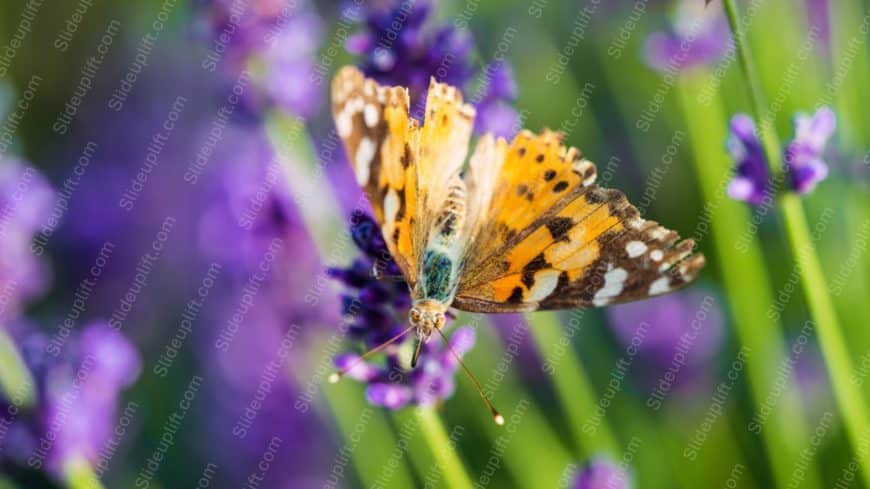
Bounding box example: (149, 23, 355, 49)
(434, 180, 466, 239)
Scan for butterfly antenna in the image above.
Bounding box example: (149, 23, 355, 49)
(434, 327, 504, 426)
(329, 324, 416, 383)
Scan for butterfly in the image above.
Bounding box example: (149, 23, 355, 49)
(330, 66, 705, 420)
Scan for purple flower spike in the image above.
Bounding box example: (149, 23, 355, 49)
(726, 114, 771, 206)
(350, 0, 475, 108)
(0, 159, 54, 320)
(784, 107, 835, 194)
(573, 457, 633, 489)
(644, 0, 731, 73)
(1, 323, 140, 476)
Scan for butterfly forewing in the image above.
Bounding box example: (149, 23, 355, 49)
(454, 131, 704, 312)
(331, 67, 419, 284)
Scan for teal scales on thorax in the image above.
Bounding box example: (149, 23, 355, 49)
(416, 180, 467, 303)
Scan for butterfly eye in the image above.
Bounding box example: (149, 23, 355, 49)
(435, 314, 445, 329)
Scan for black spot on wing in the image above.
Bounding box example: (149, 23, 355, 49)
(545, 217, 573, 242)
(521, 253, 551, 288)
(553, 181, 569, 193)
(401, 143, 412, 168)
(507, 287, 524, 303)
(395, 187, 406, 222)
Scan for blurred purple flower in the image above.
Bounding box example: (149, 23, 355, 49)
(784, 107, 835, 194)
(607, 289, 724, 393)
(573, 457, 633, 489)
(0, 159, 54, 321)
(726, 108, 836, 205)
(1, 323, 140, 476)
(348, 0, 475, 105)
(473, 63, 521, 139)
(644, 0, 730, 72)
(726, 114, 771, 206)
(328, 212, 474, 409)
(195, 0, 323, 118)
(347, 0, 519, 136)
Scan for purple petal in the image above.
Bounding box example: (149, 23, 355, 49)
(334, 353, 380, 382)
(448, 327, 476, 357)
(794, 106, 836, 152)
(366, 383, 413, 409)
(573, 457, 632, 489)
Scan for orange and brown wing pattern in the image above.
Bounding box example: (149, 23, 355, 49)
(331, 66, 419, 284)
(454, 130, 704, 313)
(414, 77, 475, 252)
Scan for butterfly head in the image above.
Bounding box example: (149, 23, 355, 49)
(409, 300, 447, 340)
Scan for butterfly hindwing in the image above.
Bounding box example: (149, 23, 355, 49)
(454, 130, 704, 313)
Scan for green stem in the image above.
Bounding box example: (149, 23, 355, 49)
(415, 408, 474, 489)
(0, 328, 35, 409)
(722, 1, 870, 485)
(677, 70, 821, 489)
(524, 312, 619, 456)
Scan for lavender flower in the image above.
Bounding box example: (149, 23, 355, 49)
(726, 114, 771, 206)
(1, 322, 140, 477)
(336, 327, 475, 409)
(726, 108, 836, 205)
(328, 212, 474, 409)
(607, 288, 724, 395)
(327, 212, 409, 348)
(644, 0, 731, 72)
(784, 107, 835, 194)
(0, 159, 54, 321)
(572, 457, 633, 489)
(346, 0, 519, 136)
(347, 0, 475, 106)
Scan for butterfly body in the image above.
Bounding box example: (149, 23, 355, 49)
(331, 66, 705, 337)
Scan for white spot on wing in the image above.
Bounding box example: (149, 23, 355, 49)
(354, 137, 376, 185)
(649, 227, 668, 240)
(383, 188, 399, 225)
(649, 277, 670, 295)
(650, 249, 663, 261)
(336, 109, 352, 138)
(364, 104, 379, 128)
(527, 270, 560, 302)
(593, 266, 628, 306)
(625, 240, 647, 258)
